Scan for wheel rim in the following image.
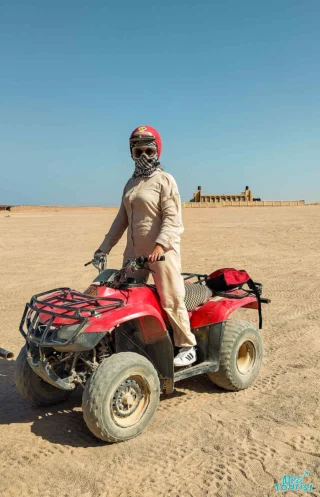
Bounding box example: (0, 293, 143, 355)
(236, 340, 256, 375)
(111, 375, 150, 428)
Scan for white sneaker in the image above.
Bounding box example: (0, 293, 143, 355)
(174, 347, 197, 367)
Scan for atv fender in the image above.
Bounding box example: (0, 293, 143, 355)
(85, 304, 174, 394)
(190, 294, 258, 329)
(84, 303, 167, 333)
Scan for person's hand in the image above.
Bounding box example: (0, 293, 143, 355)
(148, 244, 165, 264)
(94, 249, 106, 260)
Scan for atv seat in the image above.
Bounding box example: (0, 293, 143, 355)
(146, 282, 213, 311)
(184, 283, 213, 311)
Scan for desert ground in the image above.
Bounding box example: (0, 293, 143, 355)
(0, 206, 319, 497)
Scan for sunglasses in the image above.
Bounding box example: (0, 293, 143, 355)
(131, 146, 157, 160)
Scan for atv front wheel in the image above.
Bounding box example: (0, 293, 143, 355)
(82, 352, 160, 443)
(208, 320, 263, 391)
(14, 346, 72, 406)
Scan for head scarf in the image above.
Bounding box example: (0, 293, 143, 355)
(131, 140, 164, 178)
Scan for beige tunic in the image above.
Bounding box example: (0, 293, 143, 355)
(99, 170, 196, 347)
(99, 170, 184, 257)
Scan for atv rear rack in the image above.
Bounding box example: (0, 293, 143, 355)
(19, 287, 124, 343)
(182, 273, 269, 300)
(182, 273, 208, 285)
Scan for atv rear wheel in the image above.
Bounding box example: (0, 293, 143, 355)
(14, 346, 72, 406)
(82, 352, 160, 443)
(208, 320, 263, 391)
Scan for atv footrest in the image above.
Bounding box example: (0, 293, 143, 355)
(174, 361, 219, 383)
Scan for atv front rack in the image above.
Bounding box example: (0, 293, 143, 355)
(19, 287, 124, 344)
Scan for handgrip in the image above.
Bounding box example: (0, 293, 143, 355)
(149, 255, 165, 262)
(139, 255, 166, 264)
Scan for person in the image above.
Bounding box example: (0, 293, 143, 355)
(94, 125, 197, 367)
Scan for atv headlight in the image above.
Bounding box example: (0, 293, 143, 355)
(57, 323, 83, 340)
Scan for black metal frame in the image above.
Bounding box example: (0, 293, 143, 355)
(181, 272, 208, 285)
(182, 274, 270, 302)
(114, 320, 174, 394)
(174, 322, 225, 383)
(19, 287, 124, 349)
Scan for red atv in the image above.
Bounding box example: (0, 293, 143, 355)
(14, 255, 270, 443)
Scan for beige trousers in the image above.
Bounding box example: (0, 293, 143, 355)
(123, 249, 196, 348)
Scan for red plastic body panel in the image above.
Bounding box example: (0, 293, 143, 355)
(190, 293, 258, 329)
(36, 285, 258, 338)
(36, 285, 168, 330)
(84, 303, 166, 334)
(83, 286, 169, 345)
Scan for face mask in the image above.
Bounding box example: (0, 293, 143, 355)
(131, 140, 163, 178)
(133, 153, 161, 178)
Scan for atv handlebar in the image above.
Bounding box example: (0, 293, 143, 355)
(260, 297, 271, 304)
(84, 254, 165, 273)
(84, 256, 105, 267)
(136, 255, 165, 264)
(84, 253, 107, 272)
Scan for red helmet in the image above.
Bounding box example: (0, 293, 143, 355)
(129, 125, 162, 158)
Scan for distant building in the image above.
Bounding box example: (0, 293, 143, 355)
(190, 185, 254, 203)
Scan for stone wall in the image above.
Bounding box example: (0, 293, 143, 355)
(183, 200, 306, 208)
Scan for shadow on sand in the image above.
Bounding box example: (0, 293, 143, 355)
(0, 359, 225, 447)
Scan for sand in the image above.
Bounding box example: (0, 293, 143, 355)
(0, 206, 319, 497)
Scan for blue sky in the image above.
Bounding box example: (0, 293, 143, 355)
(1, 0, 319, 205)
